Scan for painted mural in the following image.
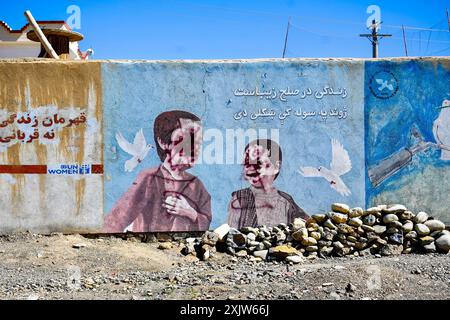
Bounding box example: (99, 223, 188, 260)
(103, 60, 366, 231)
(0, 58, 448, 234)
(103, 110, 212, 232)
(365, 60, 450, 223)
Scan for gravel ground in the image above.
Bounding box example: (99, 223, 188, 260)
(0, 232, 449, 300)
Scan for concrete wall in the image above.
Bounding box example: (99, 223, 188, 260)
(0, 57, 448, 234)
(0, 60, 103, 233)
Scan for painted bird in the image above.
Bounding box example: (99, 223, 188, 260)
(375, 78, 394, 92)
(115, 129, 153, 172)
(298, 138, 352, 196)
(433, 99, 450, 161)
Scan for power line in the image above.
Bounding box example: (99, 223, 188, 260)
(171, 1, 450, 34)
(428, 45, 450, 55)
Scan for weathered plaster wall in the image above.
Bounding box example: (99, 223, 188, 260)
(0, 60, 103, 233)
(0, 57, 448, 234)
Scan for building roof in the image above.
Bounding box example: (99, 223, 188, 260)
(0, 20, 71, 33)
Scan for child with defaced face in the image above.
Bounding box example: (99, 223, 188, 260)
(227, 139, 309, 229)
(104, 110, 211, 232)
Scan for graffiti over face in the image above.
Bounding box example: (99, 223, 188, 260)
(243, 140, 281, 188)
(162, 118, 203, 171)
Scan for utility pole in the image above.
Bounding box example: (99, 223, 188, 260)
(282, 17, 291, 58)
(446, 8, 450, 32)
(402, 25, 408, 56)
(359, 19, 392, 58)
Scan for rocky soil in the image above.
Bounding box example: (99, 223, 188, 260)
(0, 231, 449, 300)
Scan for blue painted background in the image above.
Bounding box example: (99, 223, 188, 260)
(102, 60, 366, 229)
(365, 60, 450, 222)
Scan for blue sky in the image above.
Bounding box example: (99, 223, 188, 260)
(1, 0, 450, 59)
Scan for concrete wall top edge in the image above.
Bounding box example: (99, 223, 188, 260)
(0, 56, 449, 64)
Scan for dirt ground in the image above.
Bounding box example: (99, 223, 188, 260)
(0, 232, 449, 300)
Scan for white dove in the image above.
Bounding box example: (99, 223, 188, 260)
(433, 99, 450, 160)
(115, 129, 153, 172)
(375, 78, 394, 91)
(298, 139, 352, 196)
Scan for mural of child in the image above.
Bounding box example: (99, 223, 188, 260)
(103, 110, 212, 232)
(227, 139, 309, 229)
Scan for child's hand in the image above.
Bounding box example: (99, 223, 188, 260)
(163, 195, 198, 222)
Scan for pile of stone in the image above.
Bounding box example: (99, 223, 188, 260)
(182, 203, 450, 263)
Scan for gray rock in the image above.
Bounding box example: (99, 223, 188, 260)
(405, 231, 418, 240)
(330, 212, 348, 224)
(400, 211, 415, 221)
(415, 224, 430, 236)
(292, 228, 308, 241)
(348, 218, 363, 227)
(312, 214, 327, 224)
(331, 203, 350, 214)
(318, 240, 332, 247)
(381, 244, 403, 256)
(386, 227, 400, 234)
(337, 224, 354, 234)
(402, 221, 414, 233)
(310, 231, 321, 241)
(235, 250, 248, 257)
(301, 237, 317, 246)
(292, 218, 306, 230)
(319, 246, 334, 256)
(241, 226, 259, 234)
(158, 242, 172, 250)
(253, 250, 268, 260)
(322, 231, 335, 241)
(364, 207, 381, 216)
(181, 242, 197, 256)
(383, 214, 399, 224)
(424, 220, 445, 232)
(414, 212, 429, 224)
(285, 255, 303, 264)
(213, 224, 231, 241)
(246, 233, 256, 242)
(423, 242, 436, 253)
(373, 225, 386, 234)
(349, 207, 364, 218)
(435, 234, 450, 253)
(323, 219, 337, 230)
(262, 240, 272, 249)
(384, 204, 407, 213)
(361, 225, 375, 232)
(389, 221, 403, 229)
(226, 229, 247, 249)
(333, 241, 345, 249)
(201, 231, 219, 246)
